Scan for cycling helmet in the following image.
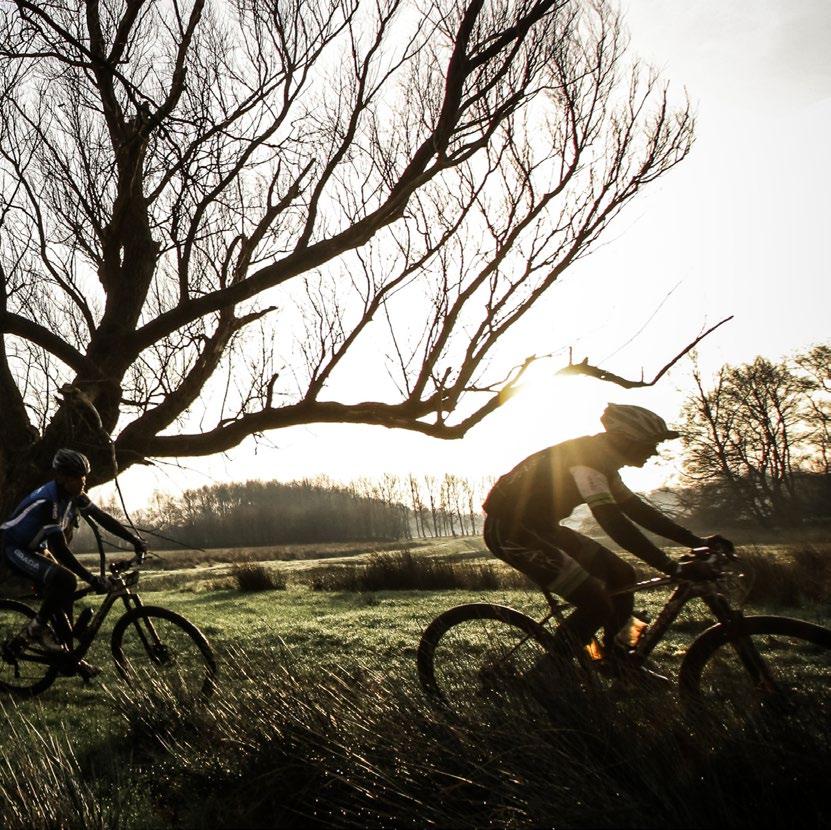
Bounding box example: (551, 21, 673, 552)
(600, 403, 680, 442)
(52, 448, 91, 476)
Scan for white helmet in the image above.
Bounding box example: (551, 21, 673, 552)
(600, 403, 680, 442)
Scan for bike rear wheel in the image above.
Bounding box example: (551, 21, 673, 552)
(111, 606, 217, 700)
(417, 603, 567, 718)
(0, 599, 59, 697)
(680, 615, 831, 732)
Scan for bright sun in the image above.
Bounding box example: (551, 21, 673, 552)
(480, 363, 681, 493)
(501, 364, 609, 445)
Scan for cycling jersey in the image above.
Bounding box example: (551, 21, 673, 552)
(483, 434, 635, 524)
(483, 433, 701, 576)
(1, 481, 94, 551)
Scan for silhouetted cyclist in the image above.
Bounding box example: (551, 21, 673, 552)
(483, 404, 732, 662)
(1, 449, 147, 677)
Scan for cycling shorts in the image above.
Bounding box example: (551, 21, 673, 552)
(3, 546, 60, 589)
(484, 514, 612, 597)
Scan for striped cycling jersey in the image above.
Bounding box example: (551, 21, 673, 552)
(482, 433, 635, 524)
(1, 481, 94, 551)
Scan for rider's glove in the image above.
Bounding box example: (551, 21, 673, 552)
(703, 534, 735, 555)
(673, 558, 719, 581)
(91, 575, 111, 594)
(132, 537, 148, 562)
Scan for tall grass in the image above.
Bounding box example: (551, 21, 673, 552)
(739, 544, 831, 607)
(0, 645, 826, 828)
(308, 550, 530, 592)
(98, 647, 829, 829)
(0, 703, 132, 830)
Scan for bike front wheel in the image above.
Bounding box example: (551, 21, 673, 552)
(680, 615, 831, 731)
(111, 606, 217, 700)
(417, 603, 565, 718)
(0, 599, 59, 697)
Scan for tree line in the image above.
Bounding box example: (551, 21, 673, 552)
(76, 474, 491, 552)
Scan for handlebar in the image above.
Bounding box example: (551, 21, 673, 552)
(673, 541, 741, 584)
(109, 553, 144, 575)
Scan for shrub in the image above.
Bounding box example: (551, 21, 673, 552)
(231, 562, 286, 592)
(308, 550, 530, 591)
(740, 545, 831, 607)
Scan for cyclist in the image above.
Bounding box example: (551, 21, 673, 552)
(483, 403, 732, 664)
(1, 449, 147, 675)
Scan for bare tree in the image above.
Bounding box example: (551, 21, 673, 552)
(681, 357, 807, 526)
(794, 344, 831, 475)
(407, 474, 427, 538)
(460, 475, 479, 535)
(422, 474, 441, 537)
(0, 0, 693, 510)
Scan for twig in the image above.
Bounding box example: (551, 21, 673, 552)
(558, 316, 733, 388)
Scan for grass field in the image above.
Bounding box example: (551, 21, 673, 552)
(0, 539, 829, 828)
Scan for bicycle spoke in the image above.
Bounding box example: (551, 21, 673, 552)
(0, 602, 58, 695)
(696, 630, 831, 733)
(114, 612, 215, 701)
(427, 611, 559, 718)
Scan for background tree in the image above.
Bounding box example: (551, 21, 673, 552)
(680, 347, 830, 527)
(794, 344, 831, 475)
(0, 0, 693, 512)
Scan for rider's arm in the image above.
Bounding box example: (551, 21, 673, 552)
(610, 478, 703, 549)
(590, 504, 677, 574)
(571, 466, 676, 575)
(77, 496, 145, 550)
(45, 530, 98, 585)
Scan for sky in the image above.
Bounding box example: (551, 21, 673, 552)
(108, 0, 831, 507)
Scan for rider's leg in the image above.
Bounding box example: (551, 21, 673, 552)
(581, 551, 635, 649)
(50, 594, 76, 646)
(484, 518, 615, 654)
(552, 576, 615, 653)
(547, 527, 635, 649)
(38, 567, 77, 635)
(4, 547, 76, 642)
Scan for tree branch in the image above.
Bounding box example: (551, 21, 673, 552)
(0, 311, 102, 376)
(557, 315, 733, 387)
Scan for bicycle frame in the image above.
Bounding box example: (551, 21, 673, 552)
(70, 575, 147, 660)
(533, 569, 750, 667)
(18, 568, 146, 674)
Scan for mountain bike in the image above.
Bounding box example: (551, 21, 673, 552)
(0, 539, 217, 700)
(417, 544, 831, 725)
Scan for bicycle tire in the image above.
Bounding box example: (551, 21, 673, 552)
(417, 603, 565, 716)
(679, 615, 831, 727)
(0, 599, 59, 697)
(111, 606, 217, 700)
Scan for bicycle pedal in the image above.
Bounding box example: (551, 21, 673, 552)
(612, 664, 671, 690)
(75, 660, 102, 682)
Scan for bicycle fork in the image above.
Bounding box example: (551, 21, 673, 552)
(701, 594, 780, 695)
(121, 593, 169, 664)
